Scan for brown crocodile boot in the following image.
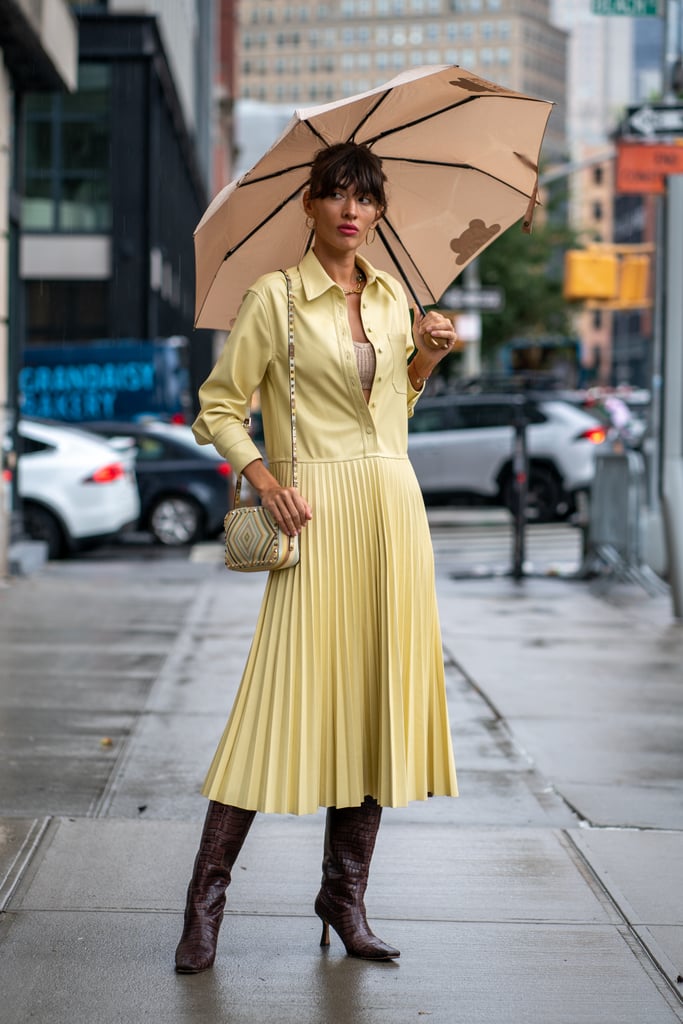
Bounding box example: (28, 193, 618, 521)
(314, 795, 400, 960)
(175, 801, 256, 973)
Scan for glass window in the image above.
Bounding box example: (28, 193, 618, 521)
(457, 402, 513, 429)
(22, 61, 111, 233)
(407, 404, 452, 433)
(25, 280, 109, 344)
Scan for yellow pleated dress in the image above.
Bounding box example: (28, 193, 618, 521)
(193, 249, 458, 815)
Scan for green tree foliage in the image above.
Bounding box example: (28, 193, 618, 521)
(475, 208, 577, 362)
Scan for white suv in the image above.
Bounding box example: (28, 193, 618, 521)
(408, 393, 607, 521)
(17, 419, 140, 558)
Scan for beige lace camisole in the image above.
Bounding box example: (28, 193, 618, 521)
(353, 341, 376, 393)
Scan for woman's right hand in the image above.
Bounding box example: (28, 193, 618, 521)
(242, 459, 312, 536)
(259, 483, 312, 537)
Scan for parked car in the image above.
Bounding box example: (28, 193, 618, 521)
(85, 420, 233, 545)
(407, 393, 607, 521)
(16, 418, 140, 559)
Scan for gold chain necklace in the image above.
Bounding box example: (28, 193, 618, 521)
(343, 269, 366, 296)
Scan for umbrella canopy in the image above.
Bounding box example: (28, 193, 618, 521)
(194, 64, 553, 330)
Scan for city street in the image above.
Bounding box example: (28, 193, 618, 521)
(0, 513, 682, 1023)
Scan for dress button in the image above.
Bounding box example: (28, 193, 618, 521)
(366, 426, 372, 434)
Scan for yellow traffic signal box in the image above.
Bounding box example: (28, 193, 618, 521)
(563, 250, 618, 301)
(618, 254, 650, 307)
(563, 246, 652, 308)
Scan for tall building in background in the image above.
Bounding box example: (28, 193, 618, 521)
(236, 0, 567, 159)
(0, 0, 78, 572)
(16, 0, 222, 409)
(550, 0, 663, 384)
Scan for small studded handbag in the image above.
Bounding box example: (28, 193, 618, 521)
(223, 270, 300, 573)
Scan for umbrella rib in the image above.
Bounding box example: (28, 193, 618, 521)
(376, 219, 436, 315)
(222, 182, 307, 261)
(362, 92, 544, 149)
(378, 154, 537, 200)
(237, 162, 311, 188)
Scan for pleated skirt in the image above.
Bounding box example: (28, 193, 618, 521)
(202, 454, 458, 815)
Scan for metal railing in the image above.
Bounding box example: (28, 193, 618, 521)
(580, 447, 668, 595)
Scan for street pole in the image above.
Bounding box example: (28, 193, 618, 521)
(460, 261, 482, 378)
(660, 173, 683, 618)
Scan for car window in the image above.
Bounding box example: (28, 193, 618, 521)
(408, 405, 452, 433)
(20, 436, 55, 455)
(457, 403, 514, 429)
(135, 436, 167, 460)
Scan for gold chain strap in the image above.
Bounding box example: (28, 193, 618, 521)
(234, 270, 297, 506)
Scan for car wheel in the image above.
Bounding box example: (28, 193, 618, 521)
(23, 503, 66, 560)
(149, 495, 203, 546)
(503, 466, 561, 523)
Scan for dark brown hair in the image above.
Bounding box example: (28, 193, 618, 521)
(307, 142, 387, 211)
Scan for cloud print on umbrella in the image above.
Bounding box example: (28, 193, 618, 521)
(450, 219, 501, 266)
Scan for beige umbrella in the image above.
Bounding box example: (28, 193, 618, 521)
(194, 64, 553, 330)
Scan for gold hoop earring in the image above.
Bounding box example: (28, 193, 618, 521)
(367, 226, 376, 245)
(306, 216, 315, 231)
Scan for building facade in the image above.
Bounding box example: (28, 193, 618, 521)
(17, 2, 220, 407)
(237, 0, 567, 158)
(550, 0, 663, 385)
(0, 0, 78, 571)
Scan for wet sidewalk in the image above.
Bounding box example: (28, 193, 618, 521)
(0, 545, 682, 1023)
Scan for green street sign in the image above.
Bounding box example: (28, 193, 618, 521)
(592, 0, 660, 13)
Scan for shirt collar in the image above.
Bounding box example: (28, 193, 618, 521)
(298, 247, 399, 303)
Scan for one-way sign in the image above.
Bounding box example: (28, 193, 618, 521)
(625, 104, 683, 138)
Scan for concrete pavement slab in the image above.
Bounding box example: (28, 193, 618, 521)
(0, 818, 48, 911)
(11, 818, 617, 927)
(0, 911, 680, 1024)
(557, 782, 683, 831)
(569, 829, 683, 989)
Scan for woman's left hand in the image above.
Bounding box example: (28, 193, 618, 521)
(413, 309, 458, 367)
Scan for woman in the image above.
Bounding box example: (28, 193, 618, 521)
(176, 142, 458, 973)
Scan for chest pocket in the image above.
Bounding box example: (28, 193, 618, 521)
(387, 333, 409, 394)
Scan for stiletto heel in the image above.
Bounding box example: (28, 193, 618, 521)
(314, 798, 400, 961)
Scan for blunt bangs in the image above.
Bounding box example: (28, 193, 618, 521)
(308, 143, 387, 209)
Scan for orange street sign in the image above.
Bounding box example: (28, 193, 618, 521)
(617, 141, 683, 194)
